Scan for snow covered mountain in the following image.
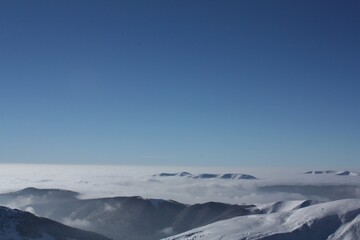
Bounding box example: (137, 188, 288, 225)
(153, 172, 257, 179)
(0, 188, 258, 240)
(256, 199, 318, 213)
(304, 170, 336, 174)
(3, 187, 360, 240)
(328, 214, 360, 239)
(336, 170, 360, 176)
(155, 172, 193, 177)
(0, 206, 111, 240)
(304, 170, 360, 176)
(163, 199, 360, 240)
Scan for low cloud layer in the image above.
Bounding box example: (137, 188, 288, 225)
(0, 164, 360, 204)
(62, 217, 91, 229)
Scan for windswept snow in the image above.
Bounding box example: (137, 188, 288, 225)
(256, 199, 318, 213)
(163, 199, 360, 240)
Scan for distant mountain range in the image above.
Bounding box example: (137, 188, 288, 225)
(304, 170, 360, 176)
(153, 171, 257, 179)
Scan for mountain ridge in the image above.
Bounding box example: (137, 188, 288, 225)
(303, 170, 360, 176)
(163, 198, 360, 240)
(0, 206, 112, 240)
(0, 188, 258, 240)
(153, 172, 257, 180)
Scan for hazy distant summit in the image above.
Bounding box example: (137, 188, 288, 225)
(336, 170, 360, 176)
(156, 171, 192, 177)
(304, 170, 360, 176)
(304, 170, 336, 174)
(153, 172, 257, 180)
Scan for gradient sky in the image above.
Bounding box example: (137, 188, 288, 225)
(1, 0, 359, 167)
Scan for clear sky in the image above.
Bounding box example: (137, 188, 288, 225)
(1, 0, 359, 167)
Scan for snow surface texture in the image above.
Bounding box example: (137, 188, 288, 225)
(0, 164, 360, 205)
(163, 199, 360, 240)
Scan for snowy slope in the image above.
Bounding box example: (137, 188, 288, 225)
(256, 199, 318, 213)
(163, 199, 360, 240)
(328, 214, 360, 239)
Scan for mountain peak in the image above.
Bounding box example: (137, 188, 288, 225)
(303, 170, 360, 176)
(153, 172, 257, 180)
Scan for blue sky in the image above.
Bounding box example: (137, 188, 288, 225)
(1, 0, 359, 167)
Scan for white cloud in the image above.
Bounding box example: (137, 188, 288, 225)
(6, 196, 34, 210)
(0, 164, 359, 205)
(62, 217, 91, 229)
(104, 203, 118, 212)
(25, 206, 36, 215)
(159, 227, 174, 235)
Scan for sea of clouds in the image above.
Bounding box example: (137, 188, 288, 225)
(0, 164, 359, 205)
